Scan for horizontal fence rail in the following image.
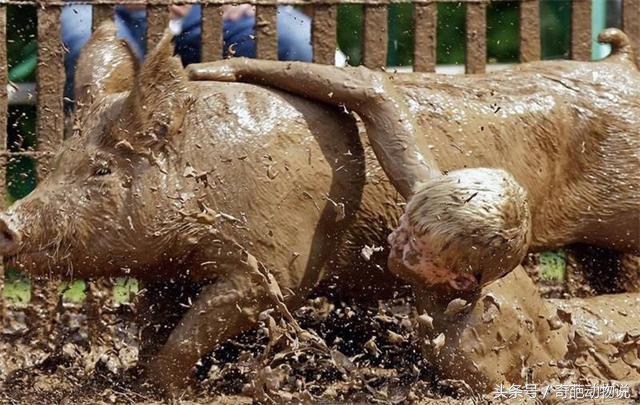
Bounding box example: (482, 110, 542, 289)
(0, 0, 636, 342)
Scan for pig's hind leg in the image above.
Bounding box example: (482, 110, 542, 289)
(147, 274, 270, 394)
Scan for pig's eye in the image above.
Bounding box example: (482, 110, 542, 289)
(93, 165, 112, 176)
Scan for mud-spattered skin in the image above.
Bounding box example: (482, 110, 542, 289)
(187, 28, 640, 391)
(417, 266, 640, 391)
(0, 24, 398, 392)
(0, 23, 638, 393)
(188, 28, 640, 255)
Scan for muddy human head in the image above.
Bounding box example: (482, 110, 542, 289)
(0, 23, 192, 278)
(388, 168, 531, 295)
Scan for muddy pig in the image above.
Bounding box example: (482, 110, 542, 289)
(0, 22, 637, 395)
(189, 27, 639, 289)
(188, 28, 640, 390)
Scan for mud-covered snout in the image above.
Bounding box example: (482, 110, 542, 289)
(0, 214, 21, 256)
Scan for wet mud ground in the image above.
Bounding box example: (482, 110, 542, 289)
(1, 251, 639, 404)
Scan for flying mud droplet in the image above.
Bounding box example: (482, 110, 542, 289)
(360, 244, 383, 261)
(444, 298, 469, 317)
(431, 333, 445, 356)
(387, 330, 406, 344)
(417, 312, 434, 330)
(364, 336, 381, 356)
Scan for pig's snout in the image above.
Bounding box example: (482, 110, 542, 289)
(0, 216, 21, 256)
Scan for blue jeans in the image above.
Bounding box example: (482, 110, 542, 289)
(62, 5, 312, 100)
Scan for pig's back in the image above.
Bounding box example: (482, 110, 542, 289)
(179, 81, 402, 295)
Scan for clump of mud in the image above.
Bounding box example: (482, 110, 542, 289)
(1, 292, 479, 404)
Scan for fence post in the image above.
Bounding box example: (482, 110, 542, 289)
(84, 278, 115, 347)
(0, 4, 6, 327)
(36, 4, 64, 177)
(465, 1, 487, 74)
(413, 2, 437, 72)
(363, 4, 388, 69)
(256, 5, 278, 60)
(571, 0, 592, 61)
(201, 5, 224, 62)
(623, 0, 640, 65)
(147, 4, 169, 50)
(31, 3, 66, 341)
(519, 0, 541, 63)
(92, 4, 115, 31)
(312, 5, 337, 65)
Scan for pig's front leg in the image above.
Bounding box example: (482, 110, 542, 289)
(147, 265, 270, 394)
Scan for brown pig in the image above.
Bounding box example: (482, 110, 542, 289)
(0, 22, 637, 395)
(188, 27, 639, 289)
(188, 28, 640, 391)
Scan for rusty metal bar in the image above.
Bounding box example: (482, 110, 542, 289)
(146, 4, 169, 50)
(363, 4, 388, 69)
(571, 0, 592, 61)
(255, 5, 278, 60)
(201, 4, 223, 61)
(465, 1, 487, 74)
(413, 2, 436, 72)
(0, 5, 6, 325)
(92, 4, 114, 30)
(27, 278, 61, 346)
(84, 279, 115, 346)
(36, 5, 65, 178)
(32, 3, 65, 347)
(312, 4, 337, 65)
(519, 0, 540, 63)
(623, 0, 640, 64)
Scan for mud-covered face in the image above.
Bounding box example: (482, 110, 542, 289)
(0, 22, 191, 278)
(2, 102, 152, 277)
(387, 214, 480, 292)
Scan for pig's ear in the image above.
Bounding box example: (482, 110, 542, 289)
(127, 29, 192, 150)
(74, 21, 138, 108)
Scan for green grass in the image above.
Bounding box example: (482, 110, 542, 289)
(3, 271, 139, 307)
(538, 250, 566, 282)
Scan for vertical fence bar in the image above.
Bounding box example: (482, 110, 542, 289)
(571, 0, 592, 61)
(147, 4, 169, 50)
(255, 5, 278, 60)
(92, 4, 115, 31)
(33, 3, 66, 343)
(465, 1, 487, 74)
(413, 2, 437, 72)
(519, 0, 541, 62)
(37, 5, 65, 177)
(84, 278, 115, 347)
(28, 280, 61, 347)
(623, 0, 640, 64)
(201, 5, 223, 62)
(312, 5, 337, 65)
(363, 4, 388, 69)
(0, 5, 6, 326)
